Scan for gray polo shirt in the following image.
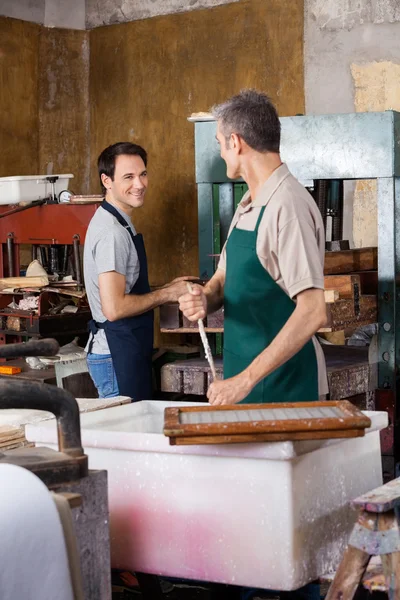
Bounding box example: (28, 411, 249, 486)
(84, 202, 140, 354)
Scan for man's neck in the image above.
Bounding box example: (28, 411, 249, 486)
(105, 195, 133, 218)
(240, 153, 282, 201)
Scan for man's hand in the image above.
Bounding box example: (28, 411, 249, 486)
(178, 284, 207, 321)
(165, 279, 199, 303)
(164, 276, 198, 287)
(207, 373, 253, 405)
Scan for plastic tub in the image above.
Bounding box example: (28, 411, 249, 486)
(0, 174, 74, 205)
(26, 402, 387, 590)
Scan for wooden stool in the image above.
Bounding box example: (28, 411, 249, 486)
(326, 479, 400, 600)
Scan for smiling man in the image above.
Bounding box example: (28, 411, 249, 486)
(179, 90, 328, 406)
(84, 142, 192, 400)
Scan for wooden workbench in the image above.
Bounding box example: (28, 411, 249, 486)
(0, 358, 56, 384)
(161, 344, 376, 403)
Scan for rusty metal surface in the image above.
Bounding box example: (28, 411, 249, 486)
(0, 446, 87, 486)
(195, 112, 400, 184)
(0, 204, 99, 245)
(0, 338, 59, 359)
(0, 379, 84, 459)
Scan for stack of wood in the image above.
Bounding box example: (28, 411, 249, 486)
(322, 247, 377, 333)
(160, 247, 378, 335)
(0, 425, 34, 451)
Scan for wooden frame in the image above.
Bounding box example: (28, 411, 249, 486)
(164, 401, 371, 445)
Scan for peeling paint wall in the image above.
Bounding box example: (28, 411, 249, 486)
(89, 0, 304, 285)
(39, 28, 90, 192)
(0, 17, 40, 176)
(305, 0, 400, 248)
(0, 15, 89, 191)
(85, 0, 240, 28)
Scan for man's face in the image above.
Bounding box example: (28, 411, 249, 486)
(103, 154, 148, 211)
(216, 122, 240, 179)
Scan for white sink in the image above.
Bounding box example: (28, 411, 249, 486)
(26, 402, 388, 590)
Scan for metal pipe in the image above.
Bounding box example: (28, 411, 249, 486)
(73, 234, 82, 288)
(0, 379, 83, 457)
(0, 338, 59, 359)
(61, 245, 69, 276)
(6, 233, 14, 277)
(313, 180, 328, 232)
(331, 179, 344, 241)
(39, 246, 48, 271)
(49, 245, 59, 274)
(0, 199, 46, 219)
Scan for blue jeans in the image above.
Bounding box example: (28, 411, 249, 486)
(87, 353, 119, 398)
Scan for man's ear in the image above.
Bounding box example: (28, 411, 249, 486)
(101, 173, 111, 191)
(230, 132, 243, 154)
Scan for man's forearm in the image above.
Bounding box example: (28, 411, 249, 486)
(204, 273, 225, 314)
(107, 287, 171, 321)
(244, 306, 325, 388)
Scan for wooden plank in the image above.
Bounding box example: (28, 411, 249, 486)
(322, 295, 377, 332)
(353, 478, 400, 513)
(324, 247, 377, 275)
(324, 545, 371, 600)
(324, 289, 340, 303)
(58, 492, 82, 509)
(44, 287, 86, 298)
(324, 274, 360, 300)
(0, 425, 24, 441)
(164, 400, 371, 439)
(168, 428, 365, 446)
(0, 276, 48, 291)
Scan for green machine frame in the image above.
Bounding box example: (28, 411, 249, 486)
(191, 111, 400, 477)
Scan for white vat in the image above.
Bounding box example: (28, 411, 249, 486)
(0, 174, 73, 205)
(26, 402, 387, 590)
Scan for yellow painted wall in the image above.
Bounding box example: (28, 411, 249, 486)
(39, 29, 90, 194)
(0, 17, 90, 192)
(89, 0, 305, 285)
(0, 17, 40, 177)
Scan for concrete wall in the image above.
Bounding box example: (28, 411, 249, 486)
(0, 0, 85, 29)
(85, 0, 240, 28)
(0, 0, 45, 25)
(305, 0, 400, 248)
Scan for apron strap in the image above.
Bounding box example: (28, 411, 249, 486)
(254, 204, 268, 231)
(101, 200, 136, 244)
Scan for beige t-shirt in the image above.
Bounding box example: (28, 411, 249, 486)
(218, 163, 329, 396)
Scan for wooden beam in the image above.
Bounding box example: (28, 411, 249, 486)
(324, 247, 377, 275)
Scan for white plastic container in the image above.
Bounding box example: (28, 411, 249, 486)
(0, 174, 74, 205)
(26, 402, 387, 590)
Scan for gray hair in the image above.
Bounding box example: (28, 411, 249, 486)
(211, 89, 281, 153)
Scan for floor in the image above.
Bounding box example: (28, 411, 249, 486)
(111, 574, 277, 599)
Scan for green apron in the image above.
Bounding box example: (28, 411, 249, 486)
(223, 204, 319, 404)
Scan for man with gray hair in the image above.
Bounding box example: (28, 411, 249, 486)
(179, 89, 328, 406)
